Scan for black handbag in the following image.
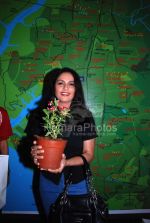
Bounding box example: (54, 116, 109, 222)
(49, 155, 109, 223)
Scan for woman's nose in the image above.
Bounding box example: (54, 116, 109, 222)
(63, 83, 69, 90)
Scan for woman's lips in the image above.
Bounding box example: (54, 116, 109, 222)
(61, 92, 70, 96)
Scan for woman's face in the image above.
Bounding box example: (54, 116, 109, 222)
(55, 72, 75, 107)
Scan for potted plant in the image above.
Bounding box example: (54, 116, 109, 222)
(36, 98, 71, 170)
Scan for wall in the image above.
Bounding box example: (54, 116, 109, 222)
(0, 0, 150, 213)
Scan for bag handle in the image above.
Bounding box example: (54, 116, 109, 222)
(65, 155, 94, 194)
(56, 156, 91, 206)
(65, 155, 91, 188)
(63, 155, 109, 219)
(78, 155, 95, 193)
(78, 154, 92, 178)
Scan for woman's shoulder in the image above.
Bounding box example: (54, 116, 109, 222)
(0, 107, 9, 119)
(0, 106, 7, 114)
(71, 103, 94, 124)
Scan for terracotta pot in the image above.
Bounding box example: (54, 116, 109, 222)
(36, 136, 67, 170)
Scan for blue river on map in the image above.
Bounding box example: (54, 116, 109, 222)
(11, 94, 41, 128)
(0, 0, 46, 127)
(0, 0, 46, 55)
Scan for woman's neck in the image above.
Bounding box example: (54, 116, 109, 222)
(58, 101, 71, 109)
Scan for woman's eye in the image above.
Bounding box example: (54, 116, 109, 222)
(69, 82, 75, 86)
(57, 81, 63, 85)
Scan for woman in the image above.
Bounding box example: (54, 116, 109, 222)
(31, 67, 97, 220)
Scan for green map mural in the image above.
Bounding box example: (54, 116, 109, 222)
(0, 0, 150, 212)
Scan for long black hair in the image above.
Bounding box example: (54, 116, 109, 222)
(39, 67, 86, 108)
(25, 67, 88, 135)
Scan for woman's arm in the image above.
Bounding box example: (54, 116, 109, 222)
(46, 138, 96, 173)
(31, 138, 96, 173)
(0, 140, 8, 155)
(65, 138, 96, 166)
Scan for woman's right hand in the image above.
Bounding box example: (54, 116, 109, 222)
(31, 140, 44, 166)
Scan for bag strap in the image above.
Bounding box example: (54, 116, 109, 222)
(78, 155, 95, 193)
(79, 156, 109, 218)
(78, 154, 92, 178)
(62, 155, 108, 219)
(65, 155, 93, 193)
(58, 155, 94, 207)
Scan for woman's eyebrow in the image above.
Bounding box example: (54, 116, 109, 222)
(56, 79, 74, 83)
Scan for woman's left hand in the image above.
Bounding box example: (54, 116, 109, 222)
(40, 153, 66, 173)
